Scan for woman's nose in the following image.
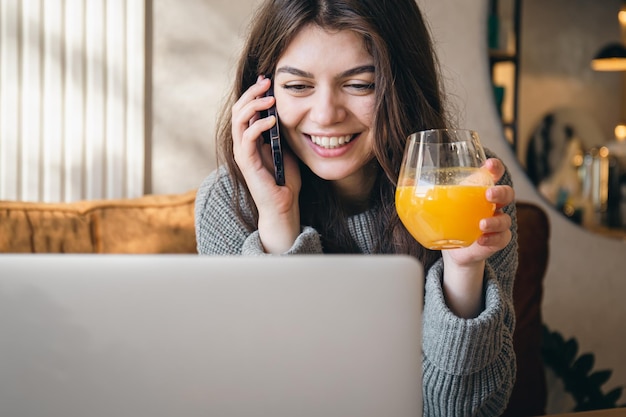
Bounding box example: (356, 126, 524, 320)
(309, 89, 347, 125)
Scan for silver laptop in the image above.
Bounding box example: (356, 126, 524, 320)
(0, 254, 423, 417)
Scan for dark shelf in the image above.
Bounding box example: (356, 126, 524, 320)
(489, 49, 518, 64)
(488, 0, 521, 150)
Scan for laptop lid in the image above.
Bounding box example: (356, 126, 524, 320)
(0, 254, 423, 417)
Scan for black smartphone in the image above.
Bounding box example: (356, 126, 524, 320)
(261, 81, 285, 186)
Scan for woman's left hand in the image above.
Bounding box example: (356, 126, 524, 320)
(441, 158, 514, 318)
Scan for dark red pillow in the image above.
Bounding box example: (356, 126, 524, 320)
(502, 202, 550, 417)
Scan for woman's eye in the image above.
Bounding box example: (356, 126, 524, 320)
(280, 81, 375, 95)
(347, 83, 375, 92)
(282, 84, 311, 92)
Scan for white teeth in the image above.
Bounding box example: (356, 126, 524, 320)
(310, 135, 353, 149)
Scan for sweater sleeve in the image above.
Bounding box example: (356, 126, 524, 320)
(421, 155, 518, 416)
(194, 167, 323, 255)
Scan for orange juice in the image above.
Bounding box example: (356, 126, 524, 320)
(395, 184, 495, 249)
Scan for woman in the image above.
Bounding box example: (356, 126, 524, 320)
(195, 0, 517, 415)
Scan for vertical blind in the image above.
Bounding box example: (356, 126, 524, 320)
(0, 0, 145, 202)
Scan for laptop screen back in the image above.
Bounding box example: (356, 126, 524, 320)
(0, 254, 423, 417)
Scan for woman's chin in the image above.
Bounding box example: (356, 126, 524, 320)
(306, 163, 364, 183)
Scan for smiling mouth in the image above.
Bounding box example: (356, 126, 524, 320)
(309, 134, 356, 149)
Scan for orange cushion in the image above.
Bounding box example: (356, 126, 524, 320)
(0, 190, 197, 254)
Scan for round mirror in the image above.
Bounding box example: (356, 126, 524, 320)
(488, 0, 626, 239)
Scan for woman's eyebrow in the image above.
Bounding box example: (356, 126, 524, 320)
(275, 65, 375, 79)
(340, 65, 375, 78)
(276, 66, 313, 78)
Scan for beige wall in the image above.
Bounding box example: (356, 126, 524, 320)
(151, 0, 246, 193)
(152, 0, 626, 410)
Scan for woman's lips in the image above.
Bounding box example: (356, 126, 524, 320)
(309, 134, 356, 149)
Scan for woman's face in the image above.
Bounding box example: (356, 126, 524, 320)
(274, 24, 376, 191)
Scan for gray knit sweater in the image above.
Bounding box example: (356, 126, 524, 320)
(195, 165, 518, 417)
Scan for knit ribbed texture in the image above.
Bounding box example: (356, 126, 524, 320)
(195, 164, 518, 416)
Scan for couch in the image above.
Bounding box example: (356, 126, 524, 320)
(0, 192, 550, 416)
(0, 190, 197, 254)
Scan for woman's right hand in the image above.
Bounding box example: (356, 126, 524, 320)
(231, 75, 302, 254)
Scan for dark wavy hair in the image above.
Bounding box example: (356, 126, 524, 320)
(216, 0, 449, 269)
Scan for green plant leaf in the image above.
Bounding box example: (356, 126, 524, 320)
(572, 353, 594, 376)
(588, 370, 612, 388)
(563, 338, 579, 366)
(604, 387, 623, 405)
(541, 324, 625, 412)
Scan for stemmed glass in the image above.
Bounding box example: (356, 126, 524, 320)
(395, 129, 496, 250)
